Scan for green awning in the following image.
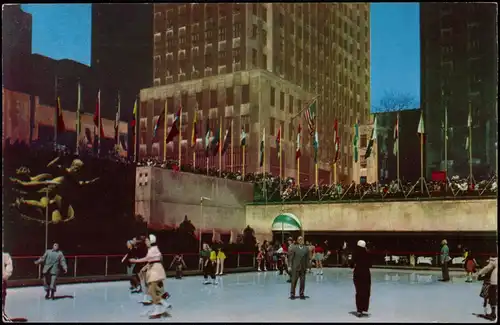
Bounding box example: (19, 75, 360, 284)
(271, 213, 302, 231)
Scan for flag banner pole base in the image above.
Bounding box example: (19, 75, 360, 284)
(404, 177, 431, 198)
(301, 184, 316, 202)
(340, 183, 354, 200)
(466, 174, 477, 186)
(319, 184, 335, 201)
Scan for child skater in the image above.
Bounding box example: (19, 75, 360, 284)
(464, 250, 478, 283)
(169, 254, 187, 279)
(216, 247, 226, 276)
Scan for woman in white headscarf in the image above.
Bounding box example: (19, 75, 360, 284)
(350, 240, 372, 318)
(130, 234, 171, 318)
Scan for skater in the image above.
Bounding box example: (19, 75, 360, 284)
(314, 243, 325, 275)
(289, 236, 310, 300)
(351, 240, 372, 318)
(201, 244, 217, 285)
(307, 241, 315, 273)
(122, 239, 141, 292)
(3, 252, 13, 322)
(477, 253, 498, 321)
(464, 250, 478, 283)
(34, 243, 68, 300)
(439, 239, 451, 282)
(169, 254, 187, 279)
(216, 247, 226, 276)
(129, 234, 171, 318)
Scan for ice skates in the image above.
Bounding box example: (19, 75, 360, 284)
(139, 294, 153, 305)
(148, 303, 171, 319)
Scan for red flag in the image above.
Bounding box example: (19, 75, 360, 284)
(166, 105, 182, 144)
(56, 97, 65, 132)
(93, 90, 105, 138)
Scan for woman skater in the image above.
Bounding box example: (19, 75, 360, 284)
(314, 243, 325, 275)
(464, 250, 478, 283)
(350, 240, 372, 318)
(122, 239, 141, 292)
(216, 247, 226, 276)
(129, 235, 171, 318)
(201, 244, 217, 285)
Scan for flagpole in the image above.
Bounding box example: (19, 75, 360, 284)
(193, 111, 196, 171)
(219, 116, 222, 177)
(468, 101, 473, 184)
(444, 101, 448, 191)
(98, 90, 101, 156)
(396, 112, 400, 181)
(178, 103, 182, 168)
(163, 99, 168, 161)
(117, 91, 121, 148)
(420, 111, 424, 193)
(76, 79, 81, 155)
(54, 75, 58, 151)
(230, 119, 234, 172)
(279, 128, 282, 180)
(315, 116, 318, 187)
(242, 143, 246, 181)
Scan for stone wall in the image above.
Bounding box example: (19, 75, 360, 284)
(245, 199, 498, 239)
(135, 166, 253, 234)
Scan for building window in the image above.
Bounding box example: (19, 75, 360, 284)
(205, 29, 213, 39)
(280, 91, 285, 111)
(252, 49, 258, 66)
(218, 51, 226, 61)
(360, 134, 367, 148)
(252, 24, 258, 39)
(226, 87, 234, 106)
(210, 90, 217, 108)
(261, 7, 267, 21)
(242, 84, 250, 104)
(289, 95, 294, 114)
(270, 117, 275, 136)
(218, 27, 226, 41)
(270, 87, 276, 106)
(233, 23, 241, 38)
(252, 3, 257, 15)
(289, 122, 294, 140)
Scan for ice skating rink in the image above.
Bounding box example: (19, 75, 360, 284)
(5, 268, 491, 323)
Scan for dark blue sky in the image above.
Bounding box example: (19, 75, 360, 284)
(21, 3, 420, 112)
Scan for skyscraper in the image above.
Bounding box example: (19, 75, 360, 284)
(141, 3, 371, 182)
(420, 3, 498, 178)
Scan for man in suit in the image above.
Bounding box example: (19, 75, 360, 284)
(288, 236, 310, 300)
(34, 243, 68, 299)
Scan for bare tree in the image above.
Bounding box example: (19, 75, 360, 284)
(374, 90, 418, 113)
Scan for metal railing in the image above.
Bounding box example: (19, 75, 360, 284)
(9, 251, 256, 281)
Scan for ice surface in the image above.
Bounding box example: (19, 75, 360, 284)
(4, 268, 491, 322)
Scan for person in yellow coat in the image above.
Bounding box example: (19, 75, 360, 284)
(216, 247, 226, 276)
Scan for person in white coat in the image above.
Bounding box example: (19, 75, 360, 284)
(2, 252, 13, 323)
(477, 254, 498, 321)
(129, 234, 171, 318)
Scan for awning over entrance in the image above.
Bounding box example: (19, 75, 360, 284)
(271, 213, 302, 231)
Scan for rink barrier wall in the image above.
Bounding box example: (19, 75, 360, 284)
(7, 249, 495, 286)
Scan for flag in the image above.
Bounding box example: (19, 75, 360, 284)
(153, 108, 166, 138)
(259, 128, 265, 167)
(393, 115, 399, 156)
(211, 125, 220, 156)
(114, 93, 121, 143)
(130, 99, 137, 128)
(56, 97, 65, 132)
(76, 82, 81, 140)
(296, 124, 302, 160)
(276, 127, 281, 158)
(166, 106, 182, 144)
(304, 99, 317, 135)
(353, 121, 359, 163)
(204, 119, 211, 156)
(93, 90, 104, 138)
(313, 130, 319, 163)
(222, 124, 231, 155)
(365, 116, 377, 159)
(240, 128, 247, 147)
(333, 119, 340, 163)
(191, 105, 198, 148)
